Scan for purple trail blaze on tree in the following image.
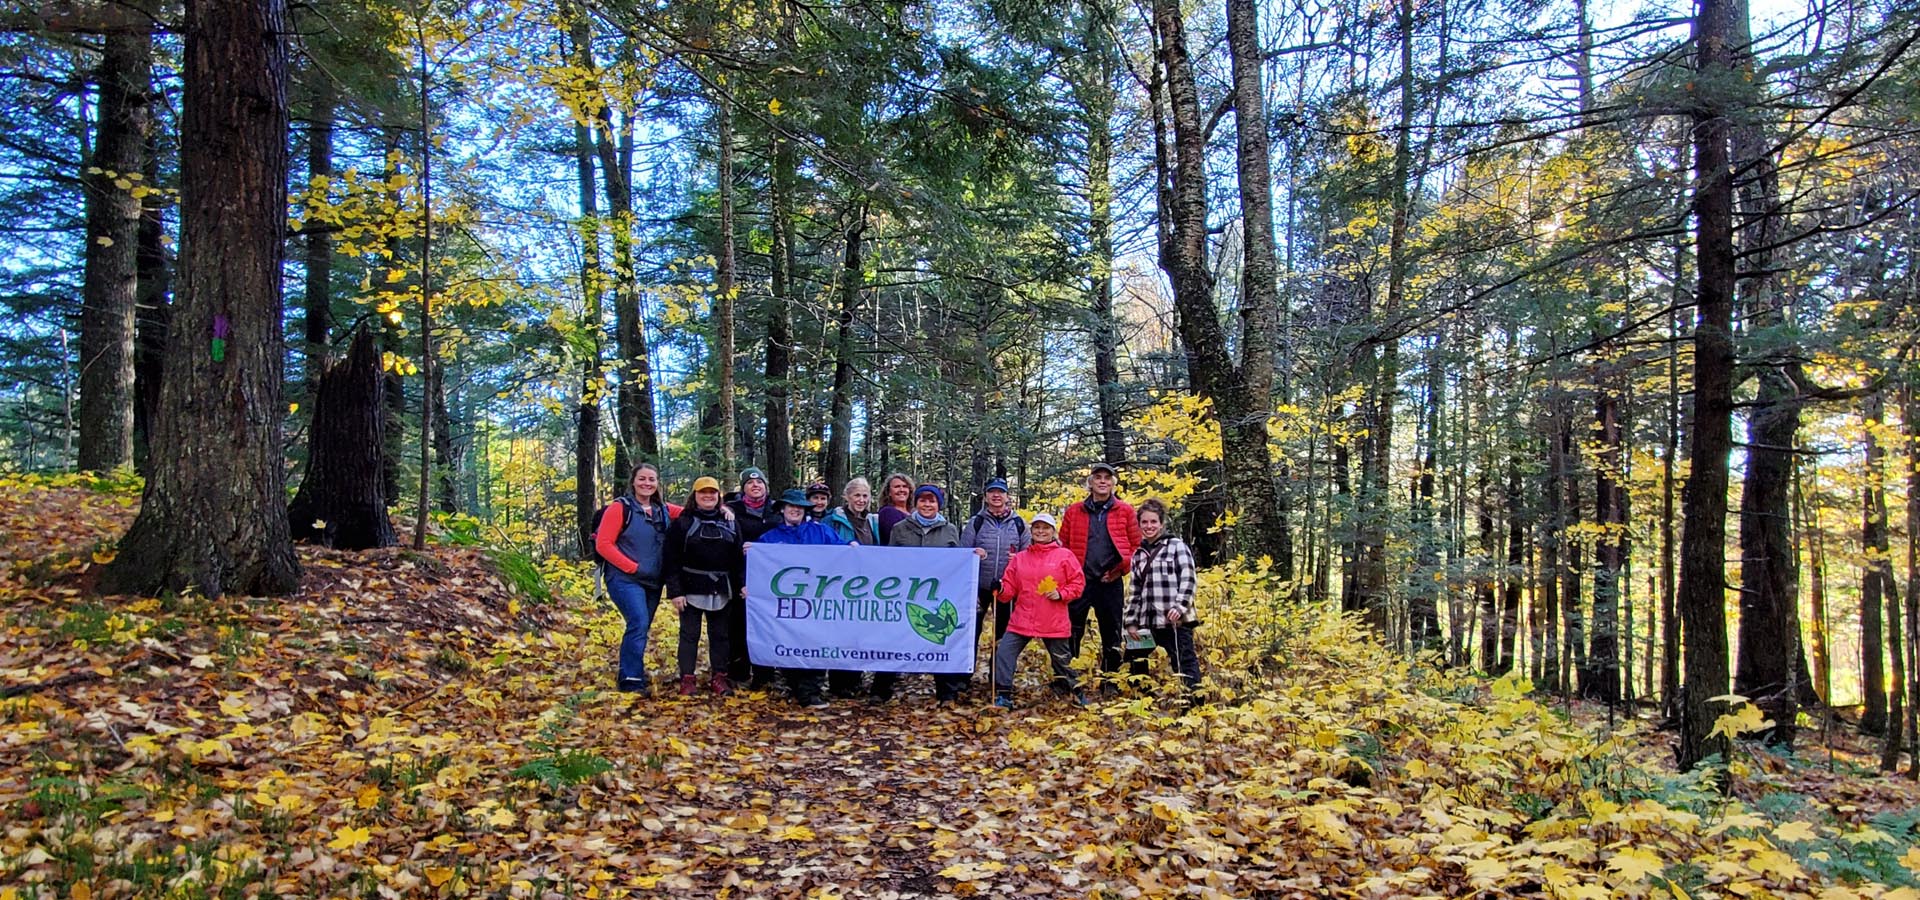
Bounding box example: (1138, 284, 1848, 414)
(211, 313, 229, 362)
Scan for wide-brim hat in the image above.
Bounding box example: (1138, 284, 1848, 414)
(770, 488, 812, 510)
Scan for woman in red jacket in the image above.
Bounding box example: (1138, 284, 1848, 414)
(991, 514, 1090, 708)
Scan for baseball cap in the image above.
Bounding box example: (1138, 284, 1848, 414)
(692, 476, 721, 492)
(1089, 462, 1117, 477)
(806, 482, 831, 498)
(983, 477, 1009, 493)
(1030, 512, 1058, 528)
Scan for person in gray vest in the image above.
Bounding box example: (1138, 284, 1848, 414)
(940, 478, 1028, 701)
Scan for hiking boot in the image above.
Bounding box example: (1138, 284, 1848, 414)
(799, 694, 831, 709)
(993, 695, 1014, 710)
(678, 675, 699, 696)
(710, 673, 732, 696)
(1071, 690, 1092, 707)
(619, 677, 651, 695)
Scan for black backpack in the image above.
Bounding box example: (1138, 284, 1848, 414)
(682, 514, 739, 552)
(593, 497, 666, 566)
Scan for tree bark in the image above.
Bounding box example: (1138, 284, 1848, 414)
(101, 0, 300, 598)
(1589, 388, 1625, 702)
(1675, 0, 1741, 772)
(1079, 0, 1125, 467)
(288, 327, 394, 550)
(78, 27, 152, 472)
(302, 76, 335, 396)
(715, 96, 737, 474)
(764, 131, 796, 491)
(571, 14, 602, 553)
(132, 120, 171, 473)
(1862, 392, 1890, 736)
(825, 207, 865, 492)
(598, 102, 658, 469)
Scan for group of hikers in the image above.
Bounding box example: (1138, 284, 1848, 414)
(592, 461, 1203, 710)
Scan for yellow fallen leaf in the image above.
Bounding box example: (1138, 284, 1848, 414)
(91, 548, 116, 565)
(1774, 820, 1819, 843)
(772, 824, 815, 842)
(487, 807, 515, 828)
(327, 825, 370, 851)
(356, 784, 382, 810)
(71, 881, 91, 900)
(425, 867, 455, 887)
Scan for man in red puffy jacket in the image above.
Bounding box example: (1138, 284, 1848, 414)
(1055, 462, 1142, 692)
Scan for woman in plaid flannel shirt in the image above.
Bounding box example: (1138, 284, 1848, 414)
(1123, 498, 1202, 697)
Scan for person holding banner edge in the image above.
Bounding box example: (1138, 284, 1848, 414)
(663, 477, 745, 696)
(753, 488, 850, 707)
(1057, 461, 1141, 695)
(825, 477, 882, 698)
(992, 513, 1088, 708)
(726, 468, 777, 687)
(882, 483, 973, 703)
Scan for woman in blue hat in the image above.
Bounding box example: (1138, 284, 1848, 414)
(752, 488, 848, 706)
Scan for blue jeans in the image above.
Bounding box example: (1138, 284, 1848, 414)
(607, 577, 661, 685)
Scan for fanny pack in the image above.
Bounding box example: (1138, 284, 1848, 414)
(683, 568, 732, 609)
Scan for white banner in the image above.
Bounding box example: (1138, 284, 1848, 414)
(745, 544, 979, 674)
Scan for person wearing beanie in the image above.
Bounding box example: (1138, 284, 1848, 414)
(724, 467, 776, 685)
(753, 488, 848, 707)
(806, 482, 833, 521)
(875, 484, 964, 702)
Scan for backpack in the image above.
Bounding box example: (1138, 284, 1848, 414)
(592, 497, 636, 566)
(970, 510, 1027, 542)
(682, 513, 739, 553)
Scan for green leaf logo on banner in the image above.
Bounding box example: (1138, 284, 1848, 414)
(907, 598, 960, 645)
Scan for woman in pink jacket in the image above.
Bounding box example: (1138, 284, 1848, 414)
(991, 513, 1089, 708)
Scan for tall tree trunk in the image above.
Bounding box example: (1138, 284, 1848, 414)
(764, 132, 796, 491)
(132, 119, 171, 473)
(1905, 381, 1920, 777)
(715, 97, 737, 474)
(412, 29, 435, 552)
(1862, 392, 1890, 736)
(1218, 0, 1289, 562)
(1675, 0, 1742, 771)
(78, 27, 152, 472)
(1561, 419, 1586, 692)
(598, 104, 658, 469)
(1661, 274, 1684, 715)
(1729, 16, 1800, 745)
(1542, 426, 1564, 691)
(1409, 360, 1441, 651)
(302, 76, 335, 397)
(570, 16, 602, 554)
(1589, 388, 1625, 702)
(1478, 463, 1500, 673)
(288, 327, 394, 550)
(1357, 0, 1418, 633)
(1501, 458, 1524, 676)
(825, 208, 865, 491)
(101, 0, 300, 598)
(1080, 0, 1125, 467)
(1798, 460, 1831, 706)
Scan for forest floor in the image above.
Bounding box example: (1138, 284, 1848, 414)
(4, 474, 1920, 899)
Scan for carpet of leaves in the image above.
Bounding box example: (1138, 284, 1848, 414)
(4, 475, 1920, 899)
